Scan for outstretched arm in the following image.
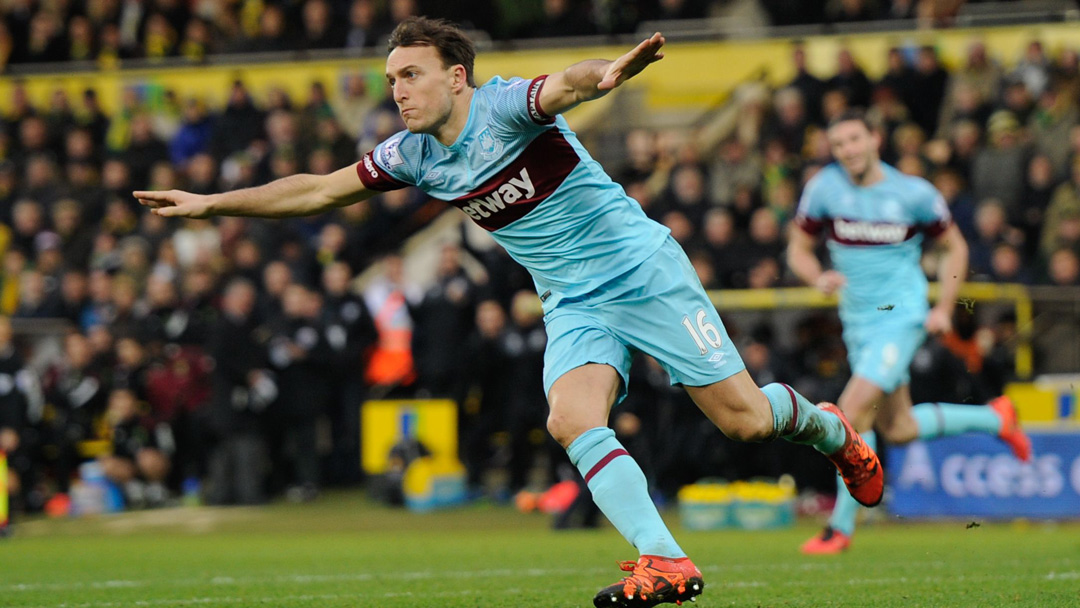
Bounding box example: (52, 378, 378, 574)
(787, 226, 846, 295)
(134, 162, 376, 219)
(926, 223, 969, 334)
(538, 32, 665, 117)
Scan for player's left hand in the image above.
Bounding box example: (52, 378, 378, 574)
(598, 32, 665, 91)
(924, 306, 953, 335)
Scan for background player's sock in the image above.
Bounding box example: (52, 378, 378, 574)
(827, 431, 877, 536)
(762, 383, 846, 454)
(912, 402, 1002, 439)
(567, 427, 685, 558)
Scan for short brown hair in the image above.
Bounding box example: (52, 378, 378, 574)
(388, 17, 476, 88)
(827, 108, 874, 132)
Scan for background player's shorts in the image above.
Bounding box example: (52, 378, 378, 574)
(542, 236, 745, 403)
(843, 321, 926, 394)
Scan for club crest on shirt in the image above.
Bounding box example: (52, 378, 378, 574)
(477, 127, 504, 160)
(380, 135, 405, 168)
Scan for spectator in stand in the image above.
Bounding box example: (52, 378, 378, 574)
(59, 269, 91, 325)
(99, 388, 172, 507)
(826, 0, 882, 23)
(986, 243, 1034, 284)
(765, 87, 810, 155)
(345, 0, 380, 52)
(363, 253, 420, 394)
(879, 47, 914, 106)
(122, 114, 171, 190)
(785, 44, 826, 125)
(211, 81, 266, 162)
(1012, 40, 1051, 99)
(947, 119, 982, 183)
(907, 45, 950, 137)
(933, 167, 977, 240)
(972, 111, 1029, 216)
(0, 316, 42, 513)
(206, 278, 272, 505)
(300, 0, 346, 50)
(503, 290, 548, 494)
(709, 137, 761, 207)
(320, 261, 377, 485)
(43, 332, 108, 494)
(169, 98, 214, 168)
(1041, 155, 1080, 259)
(1000, 78, 1036, 125)
(460, 299, 510, 494)
(1020, 154, 1058, 259)
(1029, 84, 1079, 177)
(1046, 248, 1080, 286)
(830, 48, 872, 109)
(936, 81, 992, 140)
(968, 200, 1018, 277)
(267, 283, 334, 501)
(412, 243, 477, 399)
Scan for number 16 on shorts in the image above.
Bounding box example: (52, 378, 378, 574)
(681, 309, 723, 355)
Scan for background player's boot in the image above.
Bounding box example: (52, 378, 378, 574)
(800, 526, 851, 555)
(989, 396, 1032, 462)
(593, 555, 704, 607)
(818, 403, 883, 507)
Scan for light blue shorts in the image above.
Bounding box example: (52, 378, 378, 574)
(844, 321, 927, 394)
(542, 237, 745, 402)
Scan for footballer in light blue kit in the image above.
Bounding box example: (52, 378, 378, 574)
(788, 110, 1033, 555)
(137, 18, 883, 607)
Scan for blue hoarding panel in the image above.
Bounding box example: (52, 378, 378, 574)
(886, 432, 1080, 519)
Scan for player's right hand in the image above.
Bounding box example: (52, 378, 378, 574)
(133, 189, 214, 219)
(814, 270, 846, 296)
(597, 32, 665, 91)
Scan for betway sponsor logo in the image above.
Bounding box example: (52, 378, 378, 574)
(832, 218, 909, 244)
(461, 167, 535, 221)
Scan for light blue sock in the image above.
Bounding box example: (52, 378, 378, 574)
(761, 383, 847, 454)
(828, 431, 876, 537)
(912, 402, 1002, 439)
(566, 427, 685, 558)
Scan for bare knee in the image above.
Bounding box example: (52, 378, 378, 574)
(546, 364, 618, 449)
(547, 411, 590, 448)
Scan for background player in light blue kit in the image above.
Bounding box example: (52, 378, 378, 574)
(137, 18, 883, 607)
(788, 110, 1033, 555)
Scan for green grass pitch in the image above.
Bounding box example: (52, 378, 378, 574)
(2, 492, 1078, 607)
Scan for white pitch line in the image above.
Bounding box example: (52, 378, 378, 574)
(6, 559, 1075, 597)
(0, 558, 954, 593)
(18, 570, 1080, 608)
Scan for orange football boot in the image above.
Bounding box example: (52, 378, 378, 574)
(989, 396, 1032, 462)
(593, 555, 704, 607)
(818, 403, 884, 507)
(800, 526, 852, 555)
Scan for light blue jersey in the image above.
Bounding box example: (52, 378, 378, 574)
(359, 75, 742, 396)
(795, 163, 951, 330)
(358, 75, 670, 307)
(795, 163, 951, 392)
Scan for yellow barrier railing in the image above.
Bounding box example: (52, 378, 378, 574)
(707, 282, 1033, 379)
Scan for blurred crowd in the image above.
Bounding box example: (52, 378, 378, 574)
(2, 30, 1077, 516)
(0, 0, 1043, 70)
